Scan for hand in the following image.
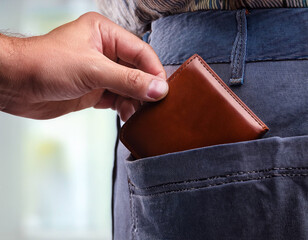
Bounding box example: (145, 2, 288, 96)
(0, 12, 168, 121)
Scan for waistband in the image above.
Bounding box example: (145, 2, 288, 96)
(147, 8, 308, 66)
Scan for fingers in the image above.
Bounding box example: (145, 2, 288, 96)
(117, 58, 135, 69)
(94, 90, 141, 122)
(94, 90, 117, 109)
(75, 13, 168, 102)
(115, 38, 166, 79)
(115, 98, 141, 122)
(114, 97, 135, 122)
(74, 89, 104, 111)
(91, 56, 169, 102)
(96, 14, 166, 79)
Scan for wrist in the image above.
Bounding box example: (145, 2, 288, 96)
(0, 34, 29, 110)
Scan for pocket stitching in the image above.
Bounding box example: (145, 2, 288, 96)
(128, 181, 139, 239)
(134, 167, 308, 190)
(133, 172, 308, 197)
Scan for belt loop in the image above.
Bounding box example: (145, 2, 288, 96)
(142, 31, 151, 43)
(229, 9, 248, 86)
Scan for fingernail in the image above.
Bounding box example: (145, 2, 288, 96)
(147, 78, 169, 100)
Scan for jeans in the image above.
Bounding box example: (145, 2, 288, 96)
(113, 9, 308, 240)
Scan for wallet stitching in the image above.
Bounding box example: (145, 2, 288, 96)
(133, 167, 308, 190)
(166, 55, 196, 84)
(195, 57, 268, 130)
(167, 55, 267, 130)
(120, 55, 199, 158)
(133, 173, 308, 197)
(121, 54, 268, 158)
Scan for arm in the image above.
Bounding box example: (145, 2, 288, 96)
(0, 12, 168, 121)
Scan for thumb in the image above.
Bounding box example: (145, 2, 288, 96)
(94, 58, 169, 102)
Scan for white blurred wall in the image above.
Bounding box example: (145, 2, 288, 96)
(0, 1, 115, 239)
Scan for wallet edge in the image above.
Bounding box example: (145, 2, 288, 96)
(120, 54, 269, 159)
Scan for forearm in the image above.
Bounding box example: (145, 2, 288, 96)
(0, 34, 34, 112)
(0, 34, 16, 110)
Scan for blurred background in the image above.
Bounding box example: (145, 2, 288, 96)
(0, 0, 116, 239)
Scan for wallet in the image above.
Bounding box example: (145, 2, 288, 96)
(120, 54, 269, 159)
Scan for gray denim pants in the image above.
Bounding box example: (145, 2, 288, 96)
(113, 9, 308, 240)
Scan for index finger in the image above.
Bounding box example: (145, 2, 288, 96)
(99, 17, 166, 79)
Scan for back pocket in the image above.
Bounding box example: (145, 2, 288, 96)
(125, 136, 308, 240)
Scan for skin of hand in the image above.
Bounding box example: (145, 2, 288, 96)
(0, 12, 168, 121)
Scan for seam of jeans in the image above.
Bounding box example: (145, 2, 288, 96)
(247, 56, 308, 62)
(134, 190, 139, 239)
(128, 181, 138, 239)
(133, 173, 308, 197)
(163, 59, 231, 65)
(133, 167, 308, 190)
(128, 182, 140, 240)
(161, 56, 308, 66)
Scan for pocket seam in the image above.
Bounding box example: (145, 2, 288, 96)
(128, 181, 139, 239)
(132, 172, 308, 197)
(133, 167, 308, 190)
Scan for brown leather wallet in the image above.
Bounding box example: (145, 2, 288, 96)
(120, 54, 269, 159)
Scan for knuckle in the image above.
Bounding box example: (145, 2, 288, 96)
(132, 43, 146, 66)
(124, 70, 143, 91)
(78, 12, 104, 26)
(81, 12, 101, 20)
(78, 59, 99, 90)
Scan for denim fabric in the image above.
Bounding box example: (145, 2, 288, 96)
(149, 9, 308, 65)
(113, 9, 308, 240)
(126, 136, 308, 240)
(229, 9, 247, 85)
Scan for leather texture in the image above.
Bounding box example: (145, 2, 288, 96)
(120, 54, 269, 159)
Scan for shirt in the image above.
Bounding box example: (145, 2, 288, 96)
(97, 0, 308, 36)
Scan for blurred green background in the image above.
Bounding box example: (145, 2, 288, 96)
(0, 0, 116, 239)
